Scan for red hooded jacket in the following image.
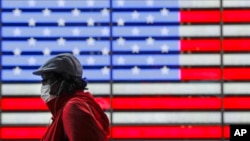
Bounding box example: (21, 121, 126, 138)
(41, 90, 110, 141)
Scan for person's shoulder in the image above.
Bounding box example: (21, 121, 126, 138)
(63, 96, 92, 116)
(75, 90, 93, 96)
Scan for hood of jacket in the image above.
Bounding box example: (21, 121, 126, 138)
(45, 90, 110, 137)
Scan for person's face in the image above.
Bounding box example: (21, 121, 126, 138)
(41, 73, 60, 95)
(41, 73, 58, 84)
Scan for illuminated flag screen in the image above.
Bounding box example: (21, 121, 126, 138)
(1, 0, 250, 140)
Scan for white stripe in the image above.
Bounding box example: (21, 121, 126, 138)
(224, 25, 250, 36)
(224, 54, 250, 65)
(224, 83, 250, 94)
(223, 0, 250, 7)
(113, 83, 220, 95)
(180, 25, 220, 37)
(180, 54, 220, 65)
(1, 112, 110, 124)
(180, 0, 219, 8)
(2, 112, 51, 125)
(1, 83, 110, 95)
(2, 84, 42, 95)
(225, 112, 250, 124)
(3, 83, 222, 96)
(7, 83, 248, 95)
(7, 112, 250, 127)
(113, 112, 221, 124)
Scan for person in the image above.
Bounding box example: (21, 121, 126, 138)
(32, 53, 110, 141)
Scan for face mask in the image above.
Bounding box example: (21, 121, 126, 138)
(41, 84, 56, 103)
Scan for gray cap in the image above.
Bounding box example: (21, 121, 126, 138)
(33, 53, 82, 77)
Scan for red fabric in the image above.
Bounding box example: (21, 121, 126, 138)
(41, 91, 110, 141)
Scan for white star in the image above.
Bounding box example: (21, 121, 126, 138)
(146, 37, 154, 45)
(146, 56, 154, 64)
(42, 8, 51, 16)
(161, 66, 169, 74)
(58, 18, 65, 26)
(43, 28, 51, 36)
(43, 48, 51, 56)
(28, 0, 36, 6)
(101, 28, 109, 36)
(72, 28, 80, 36)
(146, 15, 154, 24)
(72, 8, 80, 16)
(57, 37, 66, 46)
(161, 44, 169, 53)
(101, 8, 109, 16)
(131, 27, 140, 35)
(28, 38, 36, 46)
(13, 67, 22, 75)
(161, 27, 169, 35)
(57, 0, 65, 7)
(86, 37, 95, 46)
(87, 57, 95, 65)
(131, 10, 140, 20)
(87, 18, 95, 26)
(28, 18, 36, 26)
(132, 66, 140, 75)
(146, 0, 154, 6)
(102, 47, 109, 55)
(117, 37, 125, 46)
(117, 0, 125, 6)
(13, 8, 22, 16)
(28, 57, 36, 65)
(13, 48, 21, 56)
(131, 44, 140, 53)
(72, 47, 80, 55)
(161, 8, 169, 16)
(86, 0, 95, 7)
(101, 66, 109, 75)
(117, 56, 125, 65)
(13, 28, 21, 36)
(117, 18, 125, 26)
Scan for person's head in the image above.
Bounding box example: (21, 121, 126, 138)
(33, 53, 87, 101)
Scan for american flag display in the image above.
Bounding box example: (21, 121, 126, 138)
(1, 0, 250, 140)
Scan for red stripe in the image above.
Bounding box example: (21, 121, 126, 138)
(181, 39, 220, 52)
(1, 98, 47, 111)
(224, 68, 250, 80)
(181, 68, 221, 80)
(225, 97, 250, 110)
(3, 97, 250, 110)
(112, 97, 250, 110)
(182, 68, 250, 80)
(1, 97, 110, 111)
(181, 10, 250, 23)
(223, 10, 250, 22)
(112, 126, 229, 139)
(113, 97, 221, 110)
(180, 10, 220, 23)
(1, 127, 46, 139)
(224, 39, 250, 51)
(0, 126, 229, 139)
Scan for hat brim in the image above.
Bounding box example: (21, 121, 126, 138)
(32, 69, 52, 76)
(32, 70, 43, 75)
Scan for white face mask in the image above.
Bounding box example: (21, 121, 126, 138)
(41, 84, 56, 103)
